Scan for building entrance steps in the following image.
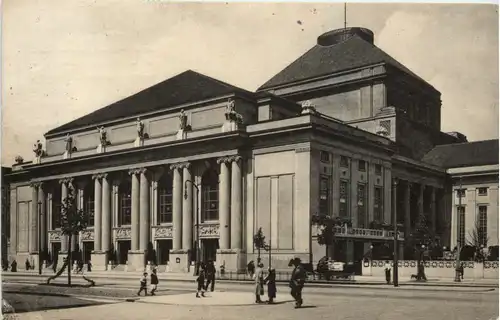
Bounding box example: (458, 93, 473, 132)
(137, 291, 295, 306)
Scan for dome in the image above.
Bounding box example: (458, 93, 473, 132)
(317, 27, 374, 47)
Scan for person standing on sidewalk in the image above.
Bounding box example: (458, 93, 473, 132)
(254, 262, 265, 303)
(150, 268, 159, 296)
(264, 267, 277, 304)
(289, 257, 306, 308)
(137, 272, 148, 296)
(205, 260, 216, 292)
(196, 263, 206, 298)
(384, 260, 391, 284)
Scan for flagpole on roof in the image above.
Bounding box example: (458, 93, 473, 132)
(344, 2, 347, 29)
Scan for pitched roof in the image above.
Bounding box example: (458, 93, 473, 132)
(46, 70, 252, 135)
(258, 33, 431, 91)
(421, 139, 499, 169)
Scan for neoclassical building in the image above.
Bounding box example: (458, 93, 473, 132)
(7, 27, 497, 272)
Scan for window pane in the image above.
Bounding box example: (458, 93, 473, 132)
(374, 187, 383, 222)
(357, 184, 366, 228)
(339, 180, 349, 218)
(479, 206, 488, 247)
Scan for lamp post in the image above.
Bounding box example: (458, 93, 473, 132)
(38, 201, 42, 275)
(184, 179, 200, 276)
(392, 178, 399, 287)
(454, 178, 463, 282)
(370, 245, 374, 260)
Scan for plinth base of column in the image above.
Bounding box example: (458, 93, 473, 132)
(216, 249, 245, 273)
(169, 249, 191, 273)
(90, 251, 108, 271)
(127, 251, 146, 272)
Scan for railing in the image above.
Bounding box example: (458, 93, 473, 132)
(332, 226, 404, 240)
(214, 270, 355, 283)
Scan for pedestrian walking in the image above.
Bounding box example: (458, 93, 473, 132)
(137, 272, 148, 296)
(196, 264, 206, 298)
(264, 267, 277, 304)
(289, 257, 306, 308)
(254, 262, 265, 304)
(150, 268, 159, 296)
(205, 260, 216, 292)
(384, 260, 391, 284)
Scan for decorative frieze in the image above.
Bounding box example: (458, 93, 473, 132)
(48, 230, 62, 242)
(200, 224, 220, 238)
(80, 229, 94, 241)
(153, 226, 173, 239)
(115, 228, 131, 240)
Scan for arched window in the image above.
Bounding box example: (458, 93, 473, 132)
(83, 183, 95, 226)
(52, 186, 62, 229)
(201, 169, 219, 222)
(157, 174, 173, 224)
(118, 180, 132, 226)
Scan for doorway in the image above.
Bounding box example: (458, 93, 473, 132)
(118, 240, 131, 264)
(202, 239, 219, 262)
(82, 242, 94, 263)
(157, 240, 172, 265)
(51, 242, 61, 264)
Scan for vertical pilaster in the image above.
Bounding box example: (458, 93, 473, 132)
(404, 181, 411, 241)
(218, 157, 231, 250)
(139, 168, 150, 251)
(130, 170, 140, 251)
(38, 183, 47, 255)
(102, 174, 111, 254)
(231, 156, 242, 250)
(182, 163, 193, 251)
(60, 180, 69, 253)
(171, 164, 182, 251)
(430, 186, 436, 234)
(418, 183, 424, 218)
(92, 175, 102, 252)
(30, 183, 39, 253)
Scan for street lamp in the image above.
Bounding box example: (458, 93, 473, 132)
(370, 245, 374, 260)
(454, 177, 463, 282)
(38, 201, 42, 275)
(392, 178, 399, 287)
(184, 180, 201, 276)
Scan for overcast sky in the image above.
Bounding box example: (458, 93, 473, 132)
(2, 1, 498, 166)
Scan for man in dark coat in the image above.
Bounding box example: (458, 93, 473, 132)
(205, 260, 216, 292)
(289, 257, 306, 308)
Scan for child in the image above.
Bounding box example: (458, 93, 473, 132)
(137, 272, 148, 296)
(264, 267, 277, 304)
(150, 269, 159, 296)
(196, 264, 206, 298)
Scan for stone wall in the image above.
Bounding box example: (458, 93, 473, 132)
(362, 260, 499, 279)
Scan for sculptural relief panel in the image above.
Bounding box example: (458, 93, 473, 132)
(190, 106, 225, 129)
(149, 116, 178, 138)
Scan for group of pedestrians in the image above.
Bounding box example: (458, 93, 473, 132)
(137, 268, 159, 296)
(195, 260, 216, 298)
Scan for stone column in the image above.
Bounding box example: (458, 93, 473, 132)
(230, 156, 242, 250)
(139, 168, 150, 251)
(60, 180, 69, 253)
(418, 184, 424, 218)
(218, 157, 231, 250)
(38, 183, 47, 256)
(182, 163, 193, 251)
(30, 183, 39, 253)
(404, 181, 411, 242)
(93, 175, 102, 252)
(102, 174, 112, 255)
(430, 186, 436, 234)
(171, 164, 182, 251)
(130, 170, 140, 251)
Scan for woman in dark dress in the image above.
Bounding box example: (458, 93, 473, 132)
(264, 268, 277, 304)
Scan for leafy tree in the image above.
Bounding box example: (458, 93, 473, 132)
(466, 219, 488, 262)
(253, 228, 267, 262)
(47, 188, 94, 286)
(311, 214, 352, 259)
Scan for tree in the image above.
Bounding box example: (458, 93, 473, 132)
(467, 219, 488, 262)
(311, 214, 352, 260)
(408, 213, 437, 280)
(253, 228, 267, 262)
(47, 188, 94, 286)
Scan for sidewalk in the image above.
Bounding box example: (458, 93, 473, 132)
(3, 270, 498, 288)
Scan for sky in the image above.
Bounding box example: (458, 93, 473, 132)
(1, 1, 498, 166)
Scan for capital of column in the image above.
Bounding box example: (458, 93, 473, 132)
(217, 155, 242, 164)
(30, 181, 43, 189)
(392, 178, 398, 187)
(128, 167, 147, 176)
(59, 177, 74, 186)
(170, 162, 190, 170)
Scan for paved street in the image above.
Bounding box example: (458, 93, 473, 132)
(4, 285, 498, 320)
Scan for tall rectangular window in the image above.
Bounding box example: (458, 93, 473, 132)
(320, 151, 330, 163)
(477, 188, 488, 196)
(158, 188, 173, 224)
(340, 156, 349, 168)
(456, 189, 466, 198)
(458, 206, 465, 246)
(478, 206, 488, 247)
(319, 175, 330, 216)
(374, 187, 383, 222)
(339, 180, 349, 218)
(375, 164, 382, 176)
(358, 160, 366, 172)
(357, 183, 367, 228)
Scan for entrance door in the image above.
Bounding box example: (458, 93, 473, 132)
(82, 242, 94, 263)
(51, 242, 61, 264)
(118, 241, 131, 264)
(157, 240, 172, 265)
(202, 239, 219, 262)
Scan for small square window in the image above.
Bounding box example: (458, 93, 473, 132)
(320, 151, 330, 163)
(375, 164, 382, 176)
(340, 156, 349, 168)
(456, 189, 466, 198)
(478, 187, 488, 196)
(358, 160, 366, 172)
